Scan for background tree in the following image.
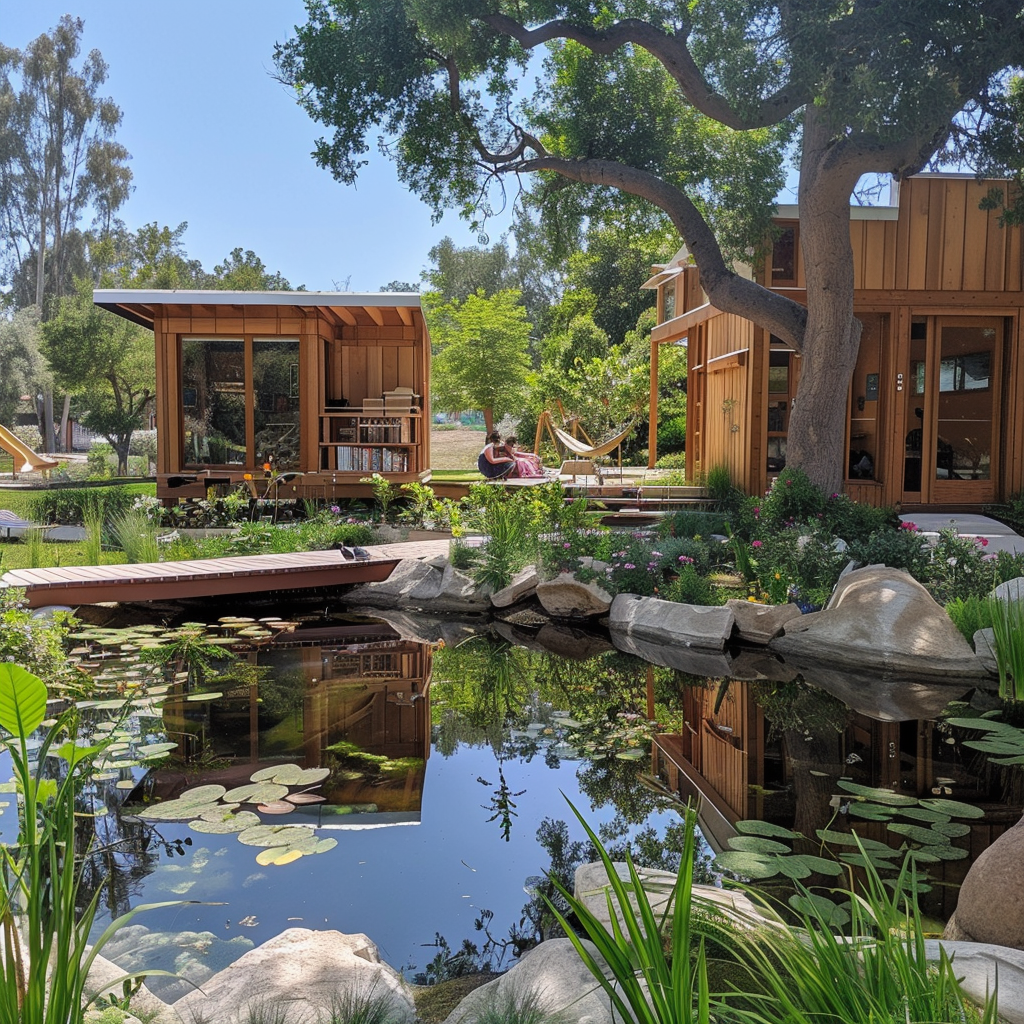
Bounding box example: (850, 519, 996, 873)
(427, 289, 533, 432)
(275, 0, 1024, 494)
(41, 281, 154, 475)
(208, 247, 298, 290)
(0, 15, 132, 450)
(0, 306, 44, 428)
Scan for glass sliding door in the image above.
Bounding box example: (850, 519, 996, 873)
(253, 340, 301, 470)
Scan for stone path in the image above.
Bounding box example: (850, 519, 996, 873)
(900, 512, 1024, 555)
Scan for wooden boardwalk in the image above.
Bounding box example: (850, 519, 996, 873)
(0, 540, 450, 608)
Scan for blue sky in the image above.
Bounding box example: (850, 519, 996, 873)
(5, 1, 517, 292)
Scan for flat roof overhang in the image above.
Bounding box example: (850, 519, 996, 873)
(93, 289, 423, 331)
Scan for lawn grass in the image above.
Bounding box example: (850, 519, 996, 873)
(0, 540, 129, 572)
(429, 469, 485, 483)
(0, 482, 156, 520)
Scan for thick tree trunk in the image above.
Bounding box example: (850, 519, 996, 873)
(785, 109, 864, 495)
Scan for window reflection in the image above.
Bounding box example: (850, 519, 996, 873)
(182, 339, 246, 466)
(254, 341, 301, 470)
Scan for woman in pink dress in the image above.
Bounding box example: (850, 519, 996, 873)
(504, 436, 546, 478)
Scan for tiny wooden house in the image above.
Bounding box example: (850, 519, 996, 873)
(646, 174, 1024, 507)
(94, 290, 431, 503)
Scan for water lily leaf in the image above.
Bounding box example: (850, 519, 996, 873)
(917, 798, 985, 819)
(285, 793, 326, 805)
(930, 821, 971, 838)
(847, 803, 895, 821)
(115, 780, 137, 790)
(715, 851, 780, 880)
(789, 892, 850, 927)
(905, 849, 942, 864)
(816, 830, 899, 855)
(728, 836, 791, 855)
(269, 849, 304, 866)
(189, 818, 253, 834)
(250, 764, 297, 783)
(181, 785, 228, 805)
(944, 717, 1012, 733)
(836, 781, 918, 806)
(927, 843, 969, 861)
(734, 820, 800, 840)
(789, 855, 844, 877)
(237, 824, 312, 848)
(255, 846, 291, 866)
(615, 749, 646, 760)
(257, 802, 295, 815)
(775, 857, 812, 880)
(838, 852, 899, 870)
(892, 806, 950, 823)
(311, 838, 337, 855)
(186, 692, 223, 702)
(963, 739, 1024, 755)
(991, 755, 1024, 765)
(225, 783, 289, 804)
(886, 823, 953, 846)
(292, 767, 330, 785)
(136, 742, 178, 759)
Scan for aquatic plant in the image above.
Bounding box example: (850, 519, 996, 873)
(109, 506, 162, 564)
(987, 597, 1024, 700)
(0, 664, 184, 1023)
(945, 595, 995, 645)
(137, 762, 338, 866)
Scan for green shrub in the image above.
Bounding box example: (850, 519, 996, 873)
(847, 524, 931, 578)
(109, 507, 161, 563)
(30, 485, 134, 525)
(946, 595, 995, 644)
(658, 510, 729, 540)
(822, 492, 898, 543)
(663, 564, 719, 606)
(658, 415, 687, 450)
(986, 489, 1024, 533)
(86, 443, 115, 479)
(924, 528, 997, 603)
(756, 467, 826, 530)
(654, 451, 686, 470)
(703, 462, 736, 503)
(295, 513, 374, 551)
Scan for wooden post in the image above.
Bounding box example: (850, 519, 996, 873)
(648, 333, 659, 468)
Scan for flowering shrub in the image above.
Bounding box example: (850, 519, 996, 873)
(822, 492, 898, 543)
(847, 524, 931, 579)
(663, 564, 719, 606)
(924, 528, 998, 603)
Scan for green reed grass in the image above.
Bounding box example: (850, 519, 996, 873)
(109, 507, 162, 564)
(81, 506, 105, 565)
(988, 596, 1024, 700)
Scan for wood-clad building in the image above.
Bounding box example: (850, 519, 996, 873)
(646, 175, 1024, 507)
(94, 290, 431, 503)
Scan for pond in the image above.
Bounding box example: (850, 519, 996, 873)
(11, 610, 1023, 999)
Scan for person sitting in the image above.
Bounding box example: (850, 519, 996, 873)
(478, 431, 516, 479)
(504, 436, 545, 478)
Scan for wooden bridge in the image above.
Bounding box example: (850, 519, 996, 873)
(0, 542, 448, 608)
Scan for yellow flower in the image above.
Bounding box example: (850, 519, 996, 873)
(774, 572, 781, 580)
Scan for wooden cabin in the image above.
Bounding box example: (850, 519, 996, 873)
(645, 174, 1024, 507)
(93, 290, 431, 504)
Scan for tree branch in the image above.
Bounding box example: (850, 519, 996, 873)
(480, 14, 806, 130)
(514, 154, 809, 349)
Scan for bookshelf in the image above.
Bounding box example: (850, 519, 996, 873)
(319, 409, 422, 475)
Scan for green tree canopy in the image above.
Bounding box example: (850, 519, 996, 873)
(427, 288, 533, 432)
(0, 306, 45, 428)
(41, 280, 154, 474)
(275, 0, 1024, 493)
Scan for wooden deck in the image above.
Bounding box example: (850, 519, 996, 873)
(0, 542, 448, 608)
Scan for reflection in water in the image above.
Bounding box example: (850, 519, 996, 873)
(61, 617, 1024, 984)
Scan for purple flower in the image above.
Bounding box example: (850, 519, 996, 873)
(624, 563, 636, 570)
(563, 542, 572, 549)
(678, 555, 694, 564)
(751, 540, 763, 549)
(329, 505, 341, 514)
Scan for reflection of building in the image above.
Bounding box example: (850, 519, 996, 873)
(654, 677, 1022, 917)
(645, 174, 1024, 507)
(160, 624, 433, 826)
(93, 290, 431, 504)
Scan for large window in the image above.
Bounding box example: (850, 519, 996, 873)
(181, 338, 301, 468)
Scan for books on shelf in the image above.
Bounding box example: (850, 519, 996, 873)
(333, 446, 412, 473)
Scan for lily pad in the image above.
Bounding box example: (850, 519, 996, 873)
(886, 822, 954, 846)
(836, 781, 918, 806)
(285, 793, 326, 806)
(257, 802, 295, 815)
(223, 783, 289, 804)
(236, 824, 312, 848)
(728, 835, 791, 855)
(917, 798, 985, 819)
(734, 820, 800, 840)
(255, 846, 292, 866)
(715, 851, 780, 880)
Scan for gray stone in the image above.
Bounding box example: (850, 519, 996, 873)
(490, 565, 540, 608)
(85, 952, 182, 1023)
(727, 648, 799, 683)
(610, 628, 736, 676)
(974, 627, 1000, 675)
(173, 929, 415, 1023)
(945, 816, 1024, 951)
(771, 566, 987, 680)
(923, 941, 1024, 1024)
(574, 863, 771, 938)
(609, 593, 735, 651)
(346, 558, 438, 601)
(993, 577, 1024, 603)
(535, 573, 613, 617)
(443, 939, 620, 1024)
(352, 609, 485, 647)
(726, 599, 802, 644)
(430, 565, 492, 612)
(535, 623, 615, 660)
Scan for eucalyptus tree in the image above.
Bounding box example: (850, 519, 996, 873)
(275, 0, 1024, 493)
(0, 15, 132, 448)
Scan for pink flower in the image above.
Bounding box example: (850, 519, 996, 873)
(563, 542, 572, 549)
(976, 537, 989, 547)
(678, 555, 694, 564)
(624, 563, 636, 569)
(900, 521, 918, 532)
(751, 540, 763, 548)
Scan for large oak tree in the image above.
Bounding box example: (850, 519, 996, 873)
(275, 0, 1024, 493)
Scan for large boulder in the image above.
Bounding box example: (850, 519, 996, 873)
(173, 929, 415, 1023)
(993, 577, 1024, 603)
(535, 573, 613, 617)
(344, 559, 490, 613)
(771, 566, 987, 680)
(442, 939, 618, 1024)
(726, 599, 802, 644)
(945, 817, 1024, 951)
(923, 941, 1024, 1024)
(611, 628, 736, 676)
(490, 565, 540, 608)
(609, 594, 735, 651)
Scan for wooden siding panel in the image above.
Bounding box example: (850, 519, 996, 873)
(905, 180, 931, 290)
(963, 179, 992, 292)
(381, 346, 399, 393)
(924, 179, 947, 291)
(851, 222, 867, 289)
(940, 179, 967, 291)
(861, 222, 886, 290)
(366, 347, 383, 398)
(398, 346, 415, 389)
